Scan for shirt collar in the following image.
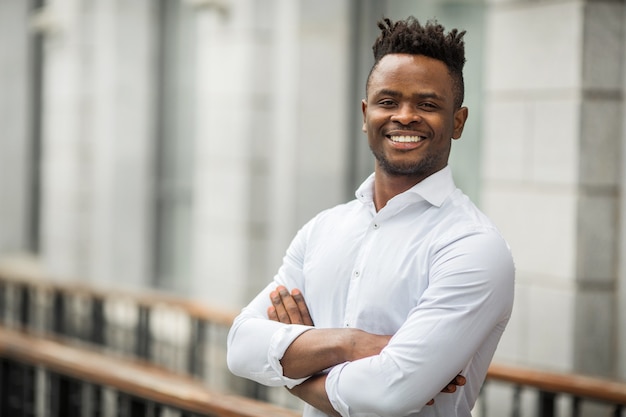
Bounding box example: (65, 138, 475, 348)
(355, 166, 457, 208)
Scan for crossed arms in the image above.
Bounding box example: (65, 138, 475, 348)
(227, 229, 515, 416)
(267, 286, 465, 416)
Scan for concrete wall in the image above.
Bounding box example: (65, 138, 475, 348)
(481, 0, 624, 383)
(0, 1, 34, 253)
(189, 0, 352, 308)
(35, 0, 157, 287)
(7, 0, 352, 309)
(0, 0, 624, 403)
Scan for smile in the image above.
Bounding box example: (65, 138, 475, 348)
(388, 135, 426, 143)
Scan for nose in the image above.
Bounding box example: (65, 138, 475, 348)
(390, 103, 421, 125)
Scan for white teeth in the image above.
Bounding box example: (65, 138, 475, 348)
(390, 135, 424, 143)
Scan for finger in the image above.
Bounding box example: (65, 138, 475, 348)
(454, 374, 466, 386)
(291, 289, 314, 326)
(278, 286, 305, 324)
(267, 306, 278, 321)
(270, 289, 291, 323)
(442, 383, 457, 393)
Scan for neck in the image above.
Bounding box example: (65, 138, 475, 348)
(372, 169, 424, 211)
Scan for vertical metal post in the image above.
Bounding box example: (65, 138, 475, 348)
(81, 383, 102, 417)
(187, 318, 206, 377)
(0, 282, 6, 324)
(91, 298, 105, 346)
(52, 291, 65, 336)
(572, 396, 581, 417)
(135, 305, 151, 359)
(118, 394, 150, 417)
(511, 385, 522, 417)
(0, 359, 8, 416)
(538, 391, 556, 417)
(21, 364, 35, 417)
(19, 285, 31, 328)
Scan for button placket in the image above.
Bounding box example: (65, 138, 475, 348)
(345, 214, 379, 332)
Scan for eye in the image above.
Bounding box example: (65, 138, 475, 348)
(419, 102, 438, 111)
(378, 99, 397, 107)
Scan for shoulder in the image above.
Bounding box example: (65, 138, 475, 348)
(304, 199, 366, 229)
(432, 190, 514, 273)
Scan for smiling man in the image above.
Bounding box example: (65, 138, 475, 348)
(227, 17, 515, 417)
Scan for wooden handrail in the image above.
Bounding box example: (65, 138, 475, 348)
(0, 256, 238, 326)
(0, 325, 300, 417)
(487, 362, 626, 406)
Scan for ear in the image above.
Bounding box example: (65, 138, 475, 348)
(452, 106, 468, 140)
(361, 99, 368, 132)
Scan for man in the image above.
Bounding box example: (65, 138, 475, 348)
(227, 17, 514, 417)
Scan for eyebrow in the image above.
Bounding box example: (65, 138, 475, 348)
(373, 89, 446, 102)
(375, 89, 402, 98)
(413, 91, 446, 102)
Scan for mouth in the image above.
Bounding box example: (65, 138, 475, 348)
(387, 135, 426, 143)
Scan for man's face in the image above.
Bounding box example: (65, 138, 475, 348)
(362, 54, 468, 181)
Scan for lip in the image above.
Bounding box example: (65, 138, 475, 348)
(384, 129, 429, 140)
(385, 136, 426, 151)
(384, 130, 429, 149)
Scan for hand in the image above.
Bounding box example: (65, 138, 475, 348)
(268, 286, 466, 407)
(426, 374, 466, 406)
(268, 285, 314, 325)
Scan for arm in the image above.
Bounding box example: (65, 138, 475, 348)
(267, 286, 391, 379)
(323, 231, 514, 416)
(267, 231, 513, 416)
(226, 223, 316, 388)
(269, 286, 466, 412)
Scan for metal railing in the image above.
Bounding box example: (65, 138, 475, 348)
(482, 363, 625, 417)
(0, 256, 298, 410)
(0, 256, 625, 417)
(0, 325, 299, 417)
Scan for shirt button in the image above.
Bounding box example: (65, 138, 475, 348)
(373, 223, 379, 229)
(354, 270, 360, 278)
(345, 323, 350, 327)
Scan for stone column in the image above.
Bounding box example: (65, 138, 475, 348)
(39, 0, 157, 286)
(482, 0, 623, 381)
(619, 4, 626, 382)
(266, 0, 353, 297)
(191, 0, 261, 308)
(0, 1, 34, 253)
(190, 0, 353, 309)
(39, 0, 91, 278)
(87, 0, 157, 287)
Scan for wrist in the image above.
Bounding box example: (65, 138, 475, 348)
(338, 328, 360, 362)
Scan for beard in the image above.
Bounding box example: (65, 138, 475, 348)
(370, 145, 442, 178)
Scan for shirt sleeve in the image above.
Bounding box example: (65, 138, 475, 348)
(226, 221, 315, 388)
(326, 227, 515, 417)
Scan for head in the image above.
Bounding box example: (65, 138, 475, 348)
(362, 17, 469, 182)
(367, 17, 466, 109)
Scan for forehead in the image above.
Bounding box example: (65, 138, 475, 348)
(368, 54, 454, 100)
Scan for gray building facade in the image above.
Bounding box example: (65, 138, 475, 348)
(1, 0, 625, 414)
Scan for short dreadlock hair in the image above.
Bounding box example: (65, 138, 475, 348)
(367, 17, 467, 108)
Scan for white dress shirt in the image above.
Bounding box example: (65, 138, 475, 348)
(227, 166, 515, 417)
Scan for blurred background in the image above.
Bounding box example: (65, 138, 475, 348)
(0, 0, 625, 415)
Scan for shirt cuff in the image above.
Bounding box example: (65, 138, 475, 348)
(326, 362, 350, 416)
(268, 324, 314, 388)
